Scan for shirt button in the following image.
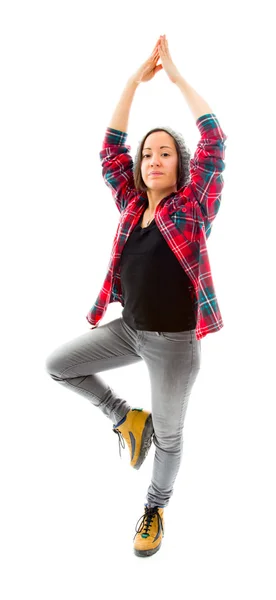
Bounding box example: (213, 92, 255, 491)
(182, 207, 187, 212)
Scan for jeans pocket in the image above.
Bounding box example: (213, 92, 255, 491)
(159, 330, 193, 343)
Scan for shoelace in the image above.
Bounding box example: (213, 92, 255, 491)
(133, 506, 164, 541)
(113, 427, 153, 459)
(113, 428, 125, 457)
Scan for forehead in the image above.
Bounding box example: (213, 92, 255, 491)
(143, 130, 175, 149)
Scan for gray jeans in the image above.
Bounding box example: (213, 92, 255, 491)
(45, 317, 201, 508)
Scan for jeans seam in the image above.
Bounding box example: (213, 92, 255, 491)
(165, 333, 195, 481)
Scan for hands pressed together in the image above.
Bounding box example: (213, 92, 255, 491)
(131, 34, 181, 85)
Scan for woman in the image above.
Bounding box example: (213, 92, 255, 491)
(45, 35, 227, 558)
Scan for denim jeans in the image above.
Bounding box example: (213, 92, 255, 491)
(45, 317, 201, 508)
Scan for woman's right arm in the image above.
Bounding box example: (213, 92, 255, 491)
(100, 78, 139, 213)
(107, 38, 161, 132)
(108, 77, 140, 133)
(100, 41, 162, 212)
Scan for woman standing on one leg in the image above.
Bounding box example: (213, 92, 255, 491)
(45, 34, 227, 559)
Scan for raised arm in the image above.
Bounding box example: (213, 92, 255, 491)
(174, 74, 214, 121)
(100, 39, 164, 212)
(157, 35, 227, 232)
(108, 37, 163, 132)
(158, 35, 214, 120)
(108, 77, 139, 133)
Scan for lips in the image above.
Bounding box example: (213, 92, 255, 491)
(149, 172, 163, 175)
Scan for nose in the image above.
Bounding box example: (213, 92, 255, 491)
(150, 157, 161, 167)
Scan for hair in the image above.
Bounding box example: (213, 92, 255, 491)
(133, 126, 192, 194)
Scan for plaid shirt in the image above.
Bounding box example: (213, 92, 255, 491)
(86, 113, 227, 340)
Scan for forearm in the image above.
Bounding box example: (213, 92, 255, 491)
(174, 74, 213, 121)
(108, 77, 139, 132)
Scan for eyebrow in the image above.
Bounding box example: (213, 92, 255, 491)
(143, 145, 173, 151)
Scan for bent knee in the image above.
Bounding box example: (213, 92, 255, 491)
(44, 352, 64, 380)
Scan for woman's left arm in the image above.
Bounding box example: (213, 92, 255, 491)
(174, 74, 214, 121)
(158, 35, 214, 120)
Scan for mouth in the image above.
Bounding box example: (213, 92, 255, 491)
(149, 173, 163, 176)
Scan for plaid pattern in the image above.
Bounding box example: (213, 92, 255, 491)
(86, 113, 227, 340)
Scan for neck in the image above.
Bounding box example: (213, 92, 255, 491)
(146, 186, 177, 213)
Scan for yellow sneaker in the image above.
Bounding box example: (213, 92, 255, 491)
(112, 408, 154, 469)
(133, 505, 165, 557)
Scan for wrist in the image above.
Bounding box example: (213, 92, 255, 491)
(174, 72, 183, 86)
(127, 75, 140, 88)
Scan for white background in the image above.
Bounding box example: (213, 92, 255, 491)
(1, 0, 275, 597)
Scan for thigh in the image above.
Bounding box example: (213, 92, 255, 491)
(141, 330, 201, 440)
(45, 318, 143, 379)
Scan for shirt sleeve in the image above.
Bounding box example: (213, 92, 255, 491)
(186, 113, 228, 233)
(99, 127, 136, 213)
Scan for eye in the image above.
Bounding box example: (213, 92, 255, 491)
(142, 153, 169, 158)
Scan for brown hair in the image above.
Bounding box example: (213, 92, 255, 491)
(133, 126, 192, 194)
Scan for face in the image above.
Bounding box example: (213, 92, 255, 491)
(140, 131, 178, 191)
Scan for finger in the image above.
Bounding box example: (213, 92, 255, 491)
(152, 37, 161, 52)
(151, 45, 159, 56)
(149, 48, 159, 61)
(159, 38, 167, 54)
(155, 64, 163, 74)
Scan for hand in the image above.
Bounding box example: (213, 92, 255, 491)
(158, 35, 181, 84)
(131, 38, 163, 84)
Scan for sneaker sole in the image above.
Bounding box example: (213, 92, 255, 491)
(133, 413, 154, 470)
(134, 540, 162, 557)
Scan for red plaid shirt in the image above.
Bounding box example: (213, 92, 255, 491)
(86, 113, 227, 340)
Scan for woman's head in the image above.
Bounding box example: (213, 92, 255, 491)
(133, 126, 192, 195)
